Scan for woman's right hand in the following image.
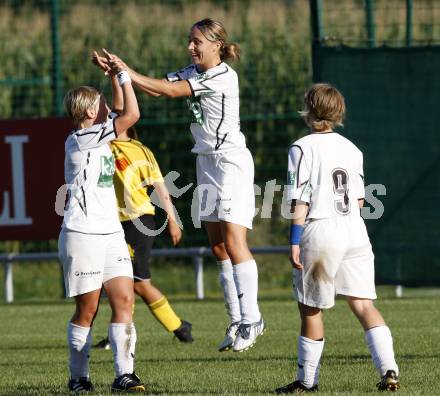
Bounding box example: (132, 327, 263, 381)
(110, 58, 129, 74)
(290, 245, 303, 270)
(101, 49, 129, 74)
(168, 218, 183, 247)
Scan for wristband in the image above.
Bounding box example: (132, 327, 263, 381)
(117, 70, 131, 86)
(289, 224, 304, 245)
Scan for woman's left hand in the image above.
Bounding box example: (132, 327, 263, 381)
(92, 50, 111, 74)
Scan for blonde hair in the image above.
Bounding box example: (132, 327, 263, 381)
(63, 86, 100, 127)
(193, 18, 240, 61)
(300, 83, 345, 132)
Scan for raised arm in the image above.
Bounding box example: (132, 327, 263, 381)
(127, 67, 163, 97)
(92, 50, 124, 114)
(113, 74, 140, 135)
(101, 50, 140, 135)
(93, 49, 192, 99)
(106, 52, 191, 98)
(111, 74, 124, 113)
(129, 69, 191, 98)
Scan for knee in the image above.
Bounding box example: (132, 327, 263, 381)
(134, 280, 150, 295)
(223, 237, 246, 258)
(347, 297, 374, 316)
(115, 291, 135, 312)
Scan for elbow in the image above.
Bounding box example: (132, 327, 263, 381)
(127, 111, 140, 125)
(134, 109, 140, 121)
(132, 106, 140, 121)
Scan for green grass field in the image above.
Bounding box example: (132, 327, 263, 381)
(1, 291, 439, 395)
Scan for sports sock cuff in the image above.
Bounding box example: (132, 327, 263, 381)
(232, 259, 257, 274)
(299, 335, 325, 345)
(68, 322, 92, 346)
(149, 296, 167, 310)
(365, 325, 390, 337)
(109, 322, 134, 328)
(217, 259, 233, 271)
(69, 322, 91, 331)
(298, 336, 325, 363)
(149, 297, 181, 332)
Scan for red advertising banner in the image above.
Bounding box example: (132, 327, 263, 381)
(0, 118, 72, 240)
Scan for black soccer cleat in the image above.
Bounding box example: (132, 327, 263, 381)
(68, 377, 94, 392)
(93, 336, 111, 350)
(377, 370, 400, 392)
(275, 380, 318, 394)
(173, 320, 194, 343)
(111, 372, 145, 393)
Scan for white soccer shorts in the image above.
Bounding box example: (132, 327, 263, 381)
(196, 148, 255, 229)
(293, 215, 377, 309)
(58, 230, 133, 297)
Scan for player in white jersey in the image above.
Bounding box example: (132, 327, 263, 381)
(93, 18, 264, 352)
(59, 53, 145, 393)
(275, 84, 399, 393)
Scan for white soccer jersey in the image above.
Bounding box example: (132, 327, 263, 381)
(62, 112, 122, 234)
(166, 62, 246, 154)
(286, 132, 365, 220)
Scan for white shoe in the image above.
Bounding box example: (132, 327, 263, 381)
(232, 317, 265, 352)
(218, 322, 240, 352)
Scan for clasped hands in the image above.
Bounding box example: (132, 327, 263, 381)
(92, 48, 128, 76)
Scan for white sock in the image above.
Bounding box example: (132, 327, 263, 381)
(67, 322, 92, 379)
(232, 260, 261, 323)
(365, 325, 399, 376)
(109, 322, 137, 377)
(218, 259, 241, 323)
(296, 336, 324, 388)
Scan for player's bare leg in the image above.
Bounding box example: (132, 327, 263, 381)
(68, 290, 101, 392)
(346, 297, 385, 330)
(218, 221, 265, 352)
(204, 221, 241, 351)
(134, 279, 163, 304)
(71, 289, 101, 327)
(298, 303, 324, 340)
(346, 297, 399, 391)
(104, 276, 134, 323)
(219, 221, 253, 264)
(134, 280, 193, 342)
(104, 276, 145, 392)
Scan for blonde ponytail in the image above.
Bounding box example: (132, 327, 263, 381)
(222, 42, 241, 61)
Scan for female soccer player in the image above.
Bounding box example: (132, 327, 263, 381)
(59, 53, 145, 392)
(276, 84, 399, 393)
(93, 18, 264, 352)
(94, 126, 193, 349)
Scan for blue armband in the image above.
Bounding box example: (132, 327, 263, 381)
(289, 224, 304, 245)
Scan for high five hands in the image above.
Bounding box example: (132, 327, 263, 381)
(92, 48, 128, 75)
